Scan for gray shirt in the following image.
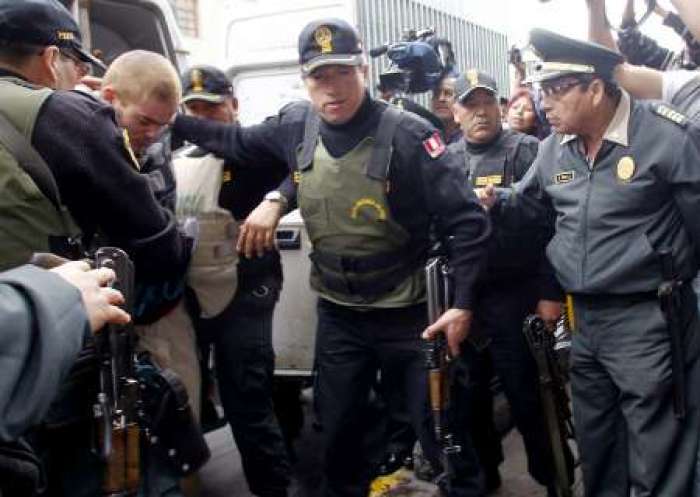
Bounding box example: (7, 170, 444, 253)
(495, 92, 700, 294)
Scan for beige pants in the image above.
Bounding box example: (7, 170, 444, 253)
(136, 300, 201, 421)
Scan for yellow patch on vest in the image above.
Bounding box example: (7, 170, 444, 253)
(554, 171, 575, 185)
(122, 129, 140, 171)
(474, 175, 502, 187)
(350, 197, 387, 221)
(222, 170, 232, 183)
(293, 171, 301, 184)
(616, 156, 635, 183)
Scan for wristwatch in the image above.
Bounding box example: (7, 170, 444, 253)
(264, 190, 288, 210)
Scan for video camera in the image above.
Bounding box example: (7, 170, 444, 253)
(370, 27, 456, 94)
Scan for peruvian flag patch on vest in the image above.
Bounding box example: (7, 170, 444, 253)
(422, 131, 445, 158)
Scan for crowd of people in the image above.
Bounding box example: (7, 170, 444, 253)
(2, 0, 700, 497)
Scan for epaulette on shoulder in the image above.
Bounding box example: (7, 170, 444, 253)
(652, 104, 688, 128)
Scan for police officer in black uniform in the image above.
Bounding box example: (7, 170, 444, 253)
(480, 29, 700, 497)
(0, 1, 191, 496)
(172, 18, 490, 497)
(176, 65, 292, 497)
(449, 69, 563, 495)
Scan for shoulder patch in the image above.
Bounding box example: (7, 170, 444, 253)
(653, 104, 688, 128)
(422, 131, 446, 159)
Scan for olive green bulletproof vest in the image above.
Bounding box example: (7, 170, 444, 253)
(0, 77, 81, 271)
(297, 135, 425, 308)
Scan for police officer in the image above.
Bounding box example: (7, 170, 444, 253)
(449, 69, 564, 495)
(480, 29, 700, 497)
(0, 1, 191, 495)
(172, 18, 490, 497)
(176, 65, 291, 497)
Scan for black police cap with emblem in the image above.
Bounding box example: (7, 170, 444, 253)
(0, 0, 105, 70)
(525, 28, 624, 83)
(298, 18, 364, 75)
(181, 65, 233, 104)
(453, 69, 499, 103)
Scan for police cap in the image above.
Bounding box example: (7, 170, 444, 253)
(454, 69, 498, 103)
(298, 18, 364, 75)
(0, 0, 105, 70)
(181, 65, 233, 104)
(526, 28, 623, 83)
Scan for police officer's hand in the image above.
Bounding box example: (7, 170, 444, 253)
(536, 299, 562, 332)
(422, 308, 473, 357)
(51, 261, 130, 332)
(475, 184, 497, 211)
(237, 200, 284, 259)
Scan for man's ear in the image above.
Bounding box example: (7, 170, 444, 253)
(231, 96, 239, 112)
(101, 85, 117, 104)
(39, 46, 60, 89)
(591, 78, 606, 107)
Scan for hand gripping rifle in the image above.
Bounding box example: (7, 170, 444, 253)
(425, 256, 461, 493)
(92, 247, 141, 496)
(523, 315, 575, 497)
(658, 248, 686, 419)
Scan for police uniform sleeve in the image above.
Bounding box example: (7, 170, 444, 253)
(665, 122, 700, 260)
(0, 265, 89, 442)
(32, 92, 190, 281)
(403, 129, 490, 310)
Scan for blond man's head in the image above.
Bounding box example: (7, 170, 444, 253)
(101, 50, 181, 155)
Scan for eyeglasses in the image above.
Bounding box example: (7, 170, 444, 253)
(59, 48, 90, 74)
(535, 77, 591, 99)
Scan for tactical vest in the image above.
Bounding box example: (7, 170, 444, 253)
(671, 76, 700, 125)
(173, 146, 239, 318)
(0, 77, 82, 271)
(297, 106, 425, 307)
(457, 130, 526, 188)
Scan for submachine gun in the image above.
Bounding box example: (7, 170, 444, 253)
(424, 256, 461, 493)
(522, 314, 575, 497)
(92, 247, 141, 496)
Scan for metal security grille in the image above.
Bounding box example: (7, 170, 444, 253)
(356, 0, 509, 103)
(168, 0, 199, 38)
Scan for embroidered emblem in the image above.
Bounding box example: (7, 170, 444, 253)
(466, 69, 479, 87)
(314, 26, 333, 54)
(191, 69, 204, 93)
(222, 170, 232, 183)
(422, 131, 445, 159)
(350, 197, 387, 221)
(474, 175, 503, 187)
(293, 171, 301, 184)
(56, 31, 75, 41)
(616, 156, 635, 183)
(554, 171, 575, 185)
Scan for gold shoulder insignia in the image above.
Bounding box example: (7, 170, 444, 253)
(653, 104, 688, 128)
(122, 129, 140, 171)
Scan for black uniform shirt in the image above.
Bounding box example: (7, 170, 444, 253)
(450, 130, 562, 300)
(173, 94, 490, 309)
(1, 69, 190, 283)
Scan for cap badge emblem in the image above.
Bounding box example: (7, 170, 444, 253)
(467, 69, 479, 87)
(314, 26, 333, 54)
(191, 69, 204, 93)
(616, 156, 635, 182)
(56, 31, 75, 41)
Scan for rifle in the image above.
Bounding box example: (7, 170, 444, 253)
(92, 247, 141, 496)
(657, 248, 686, 419)
(523, 315, 574, 497)
(424, 256, 461, 493)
